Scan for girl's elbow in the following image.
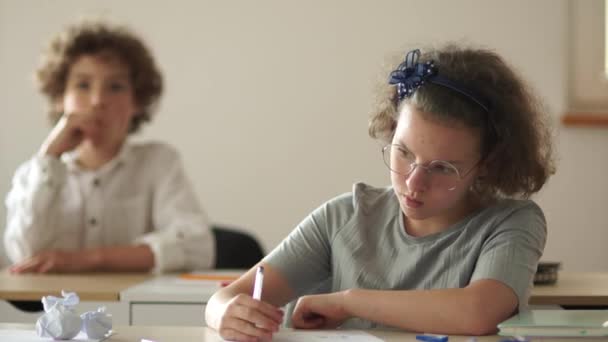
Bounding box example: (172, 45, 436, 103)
(464, 319, 499, 336)
(463, 299, 515, 335)
(459, 308, 500, 335)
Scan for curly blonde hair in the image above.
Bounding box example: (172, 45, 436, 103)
(35, 20, 163, 133)
(369, 44, 555, 199)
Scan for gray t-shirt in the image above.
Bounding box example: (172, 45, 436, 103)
(265, 182, 546, 328)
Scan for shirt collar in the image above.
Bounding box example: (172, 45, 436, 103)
(62, 141, 132, 174)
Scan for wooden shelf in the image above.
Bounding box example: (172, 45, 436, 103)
(561, 113, 608, 127)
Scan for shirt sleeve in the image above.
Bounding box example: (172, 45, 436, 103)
(263, 193, 353, 296)
(4, 155, 68, 262)
(470, 201, 547, 312)
(134, 145, 215, 273)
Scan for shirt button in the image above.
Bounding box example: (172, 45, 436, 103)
(93, 178, 100, 186)
(89, 217, 97, 226)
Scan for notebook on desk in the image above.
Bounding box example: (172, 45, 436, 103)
(498, 310, 608, 337)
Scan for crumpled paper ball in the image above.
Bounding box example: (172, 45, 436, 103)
(81, 307, 112, 339)
(36, 291, 82, 340)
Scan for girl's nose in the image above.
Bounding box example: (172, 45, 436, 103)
(405, 164, 429, 193)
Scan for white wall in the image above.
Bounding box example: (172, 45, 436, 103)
(1, 0, 606, 271)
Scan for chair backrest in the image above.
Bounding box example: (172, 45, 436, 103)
(211, 225, 265, 269)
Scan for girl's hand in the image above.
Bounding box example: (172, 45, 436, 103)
(39, 112, 102, 157)
(217, 293, 283, 342)
(291, 292, 350, 329)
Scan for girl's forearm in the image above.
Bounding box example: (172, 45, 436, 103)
(342, 280, 517, 335)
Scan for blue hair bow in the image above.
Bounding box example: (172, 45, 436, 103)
(388, 49, 490, 112)
(389, 49, 437, 100)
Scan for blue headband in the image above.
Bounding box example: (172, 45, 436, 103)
(388, 49, 490, 113)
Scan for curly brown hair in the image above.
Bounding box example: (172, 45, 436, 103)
(369, 44, 555, 199)
(35, 20, 163, 133)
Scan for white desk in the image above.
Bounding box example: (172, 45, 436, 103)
(5, 271, 608, 326)
(530, 272, 608, 306)
(119, 271, 242, 326)
(0, 271, 151, 325)
(0, 270, 238, 326)
(0, 323, 590, 342)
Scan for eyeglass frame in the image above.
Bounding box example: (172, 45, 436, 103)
(381, 144, 481, 191)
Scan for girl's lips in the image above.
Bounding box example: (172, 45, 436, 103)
(404, 195, 423, 208)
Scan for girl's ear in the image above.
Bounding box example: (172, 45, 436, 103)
(476, 143, 501, 179)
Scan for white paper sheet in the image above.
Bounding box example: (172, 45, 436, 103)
(271, 330, 384, 342)
(0, 329, 114, 341)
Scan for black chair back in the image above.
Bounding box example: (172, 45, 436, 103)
(212, 225, 264, 269)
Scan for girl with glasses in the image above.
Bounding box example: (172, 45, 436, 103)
(205, 45, 555, 339)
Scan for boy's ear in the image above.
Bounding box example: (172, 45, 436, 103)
(131, 100, 142, 118)
(131, 108, 143, 122)
(476, 159, 489, 178)
(53, 100, 64, 115)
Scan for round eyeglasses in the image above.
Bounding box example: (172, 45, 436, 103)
(382, 144, 478, 191)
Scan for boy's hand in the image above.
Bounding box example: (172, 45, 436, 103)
(39, 112, 102, 158)
(8, 249, 98, 274)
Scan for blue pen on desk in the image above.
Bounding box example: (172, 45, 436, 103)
(252, 266, 264, 300)
(499, 337, 529, 342)
(416, 334, 448, 342)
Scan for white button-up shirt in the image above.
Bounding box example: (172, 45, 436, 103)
(4, 141, 215, 272)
